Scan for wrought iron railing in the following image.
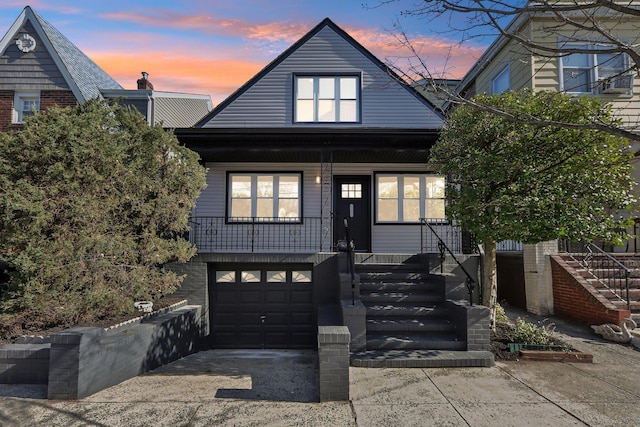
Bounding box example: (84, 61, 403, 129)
(189, 217, 323, 253)
(570, 243, 631, 310)
(421, 219, 476, 305)
(419, 219, 478, 254)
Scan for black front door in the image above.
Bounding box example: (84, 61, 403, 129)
(333, 176, 371, 252)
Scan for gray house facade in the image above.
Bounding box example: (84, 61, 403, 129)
(176, 19, 490, 363)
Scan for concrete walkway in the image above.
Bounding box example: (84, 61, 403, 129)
(1, 313, 640, 426)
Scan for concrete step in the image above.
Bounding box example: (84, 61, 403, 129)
(350, 350, 494, 368)
(366, 317, 454, 333)
(366, 333, 466, 351)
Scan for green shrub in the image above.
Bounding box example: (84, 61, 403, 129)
(512, 318, 552, 345)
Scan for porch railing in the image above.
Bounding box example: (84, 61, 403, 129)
(189, 217, 323, 253)
(569, 242, 631, 310)
(421, 219, 476, 305)
(419, 219, 478, 254)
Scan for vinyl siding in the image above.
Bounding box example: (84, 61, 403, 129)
(195, 162, 440, 253)
(474, 24, 533, 94)
(0, 22, 68, 91)
(202, 25, 442, 129)
(529, 17, 640, 127)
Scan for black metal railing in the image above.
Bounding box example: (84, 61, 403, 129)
(571, 243, 631, 310)
(421, 219, 476, 305)
(419, 219, 478, 254)
(189, 217, 323, 253)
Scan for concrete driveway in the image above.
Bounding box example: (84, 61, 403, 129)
(1, 312, 640, 426)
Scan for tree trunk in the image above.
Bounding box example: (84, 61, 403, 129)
(481, 240, 498, 330)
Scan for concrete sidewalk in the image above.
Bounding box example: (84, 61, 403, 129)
(1, 314, 640, 426)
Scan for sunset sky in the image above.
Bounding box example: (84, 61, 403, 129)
(1, 1, 489, 105)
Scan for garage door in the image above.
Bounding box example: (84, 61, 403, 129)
(209, 264, 316, 349)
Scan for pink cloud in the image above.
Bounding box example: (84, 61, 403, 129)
(89, 50, 264, 105)
(102, 9, 308, 43)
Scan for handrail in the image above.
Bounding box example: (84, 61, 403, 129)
(421, 218, 476, 305)
(576, 243, 631, 310)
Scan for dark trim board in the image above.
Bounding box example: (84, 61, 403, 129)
(175, 128, 439, 163)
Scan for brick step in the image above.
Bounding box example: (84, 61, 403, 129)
(361, 291, 443, 304)
(356, 272, 434, 283)
(366, 333, 466, 351)
(584, 278, 640, 290)
(611, 300, 640, 312)
(350, 350, 494, 368)
(359, 281, 442, 292)
(598, 288, 640, 299)
(355, 263, 426, 272)
(365, 304, 448, 317)
(366, 317, 454, 333)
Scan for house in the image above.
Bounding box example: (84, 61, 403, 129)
(174, 18, 491, 364)
(0, 6, 122, 130)
(0, 6, 211, 130)
(455, 4, 640, 322)
(101, 72, 212, 128)
(456, 3, 640, 234)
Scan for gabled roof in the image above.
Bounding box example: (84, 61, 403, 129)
(195, 17, 443, 127)
(0, 6, 122, 102)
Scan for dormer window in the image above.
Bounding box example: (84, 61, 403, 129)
(294, 75, 359, 123)
(13, 92, 40, 123)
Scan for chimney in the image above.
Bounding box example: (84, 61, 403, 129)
(137, 71, 154, 90)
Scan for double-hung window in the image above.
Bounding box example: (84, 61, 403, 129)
(491, 65, 510, 94)
(13, 92, 40, 123)
(295, 75, 359, 123)
(228, 173, 301, 222)
(560, 44, 630, 94)
(376, 174, 446, 223)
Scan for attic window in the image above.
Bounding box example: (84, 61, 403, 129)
(13, 92, 40, 123)
(294, 75, 359, 123)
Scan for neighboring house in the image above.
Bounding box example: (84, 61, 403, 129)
(0, 6, 122, 130)
(0, 7, 211, 130)
(456, 6, 640, 321)
(412, 78, 460, 111)
(175, 18, 491, 364)
(102, 72, 212, 128)
(456, 5, 640, 248)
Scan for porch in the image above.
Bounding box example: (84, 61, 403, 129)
(188, 216, 476, 255)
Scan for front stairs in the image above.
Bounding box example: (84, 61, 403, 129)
(348, 260, 494, 368)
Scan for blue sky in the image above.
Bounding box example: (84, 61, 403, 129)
(1, 1, 489, 104)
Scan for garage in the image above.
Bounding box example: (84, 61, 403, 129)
(209, 264, 316, 349)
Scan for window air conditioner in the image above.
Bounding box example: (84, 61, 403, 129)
(600, 75, 633, 94)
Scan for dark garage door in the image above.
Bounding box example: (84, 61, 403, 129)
(209, 264, 316, 349)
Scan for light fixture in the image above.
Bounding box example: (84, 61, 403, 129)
(315, 175, 321, 184)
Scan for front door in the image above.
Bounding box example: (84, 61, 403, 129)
(333, 176, 371, 252)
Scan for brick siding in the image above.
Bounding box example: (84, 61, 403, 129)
(551, 256, 630, 326)
(0, 90, 78, 132)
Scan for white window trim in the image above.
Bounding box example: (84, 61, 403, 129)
(375, 174, 446, 224)
(491, 64, 510, 95)
(294, 75, 360, 123)
(558, 43, 631, 95)
(227, 173, 302, 222)
(13, 92, 40, 123)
